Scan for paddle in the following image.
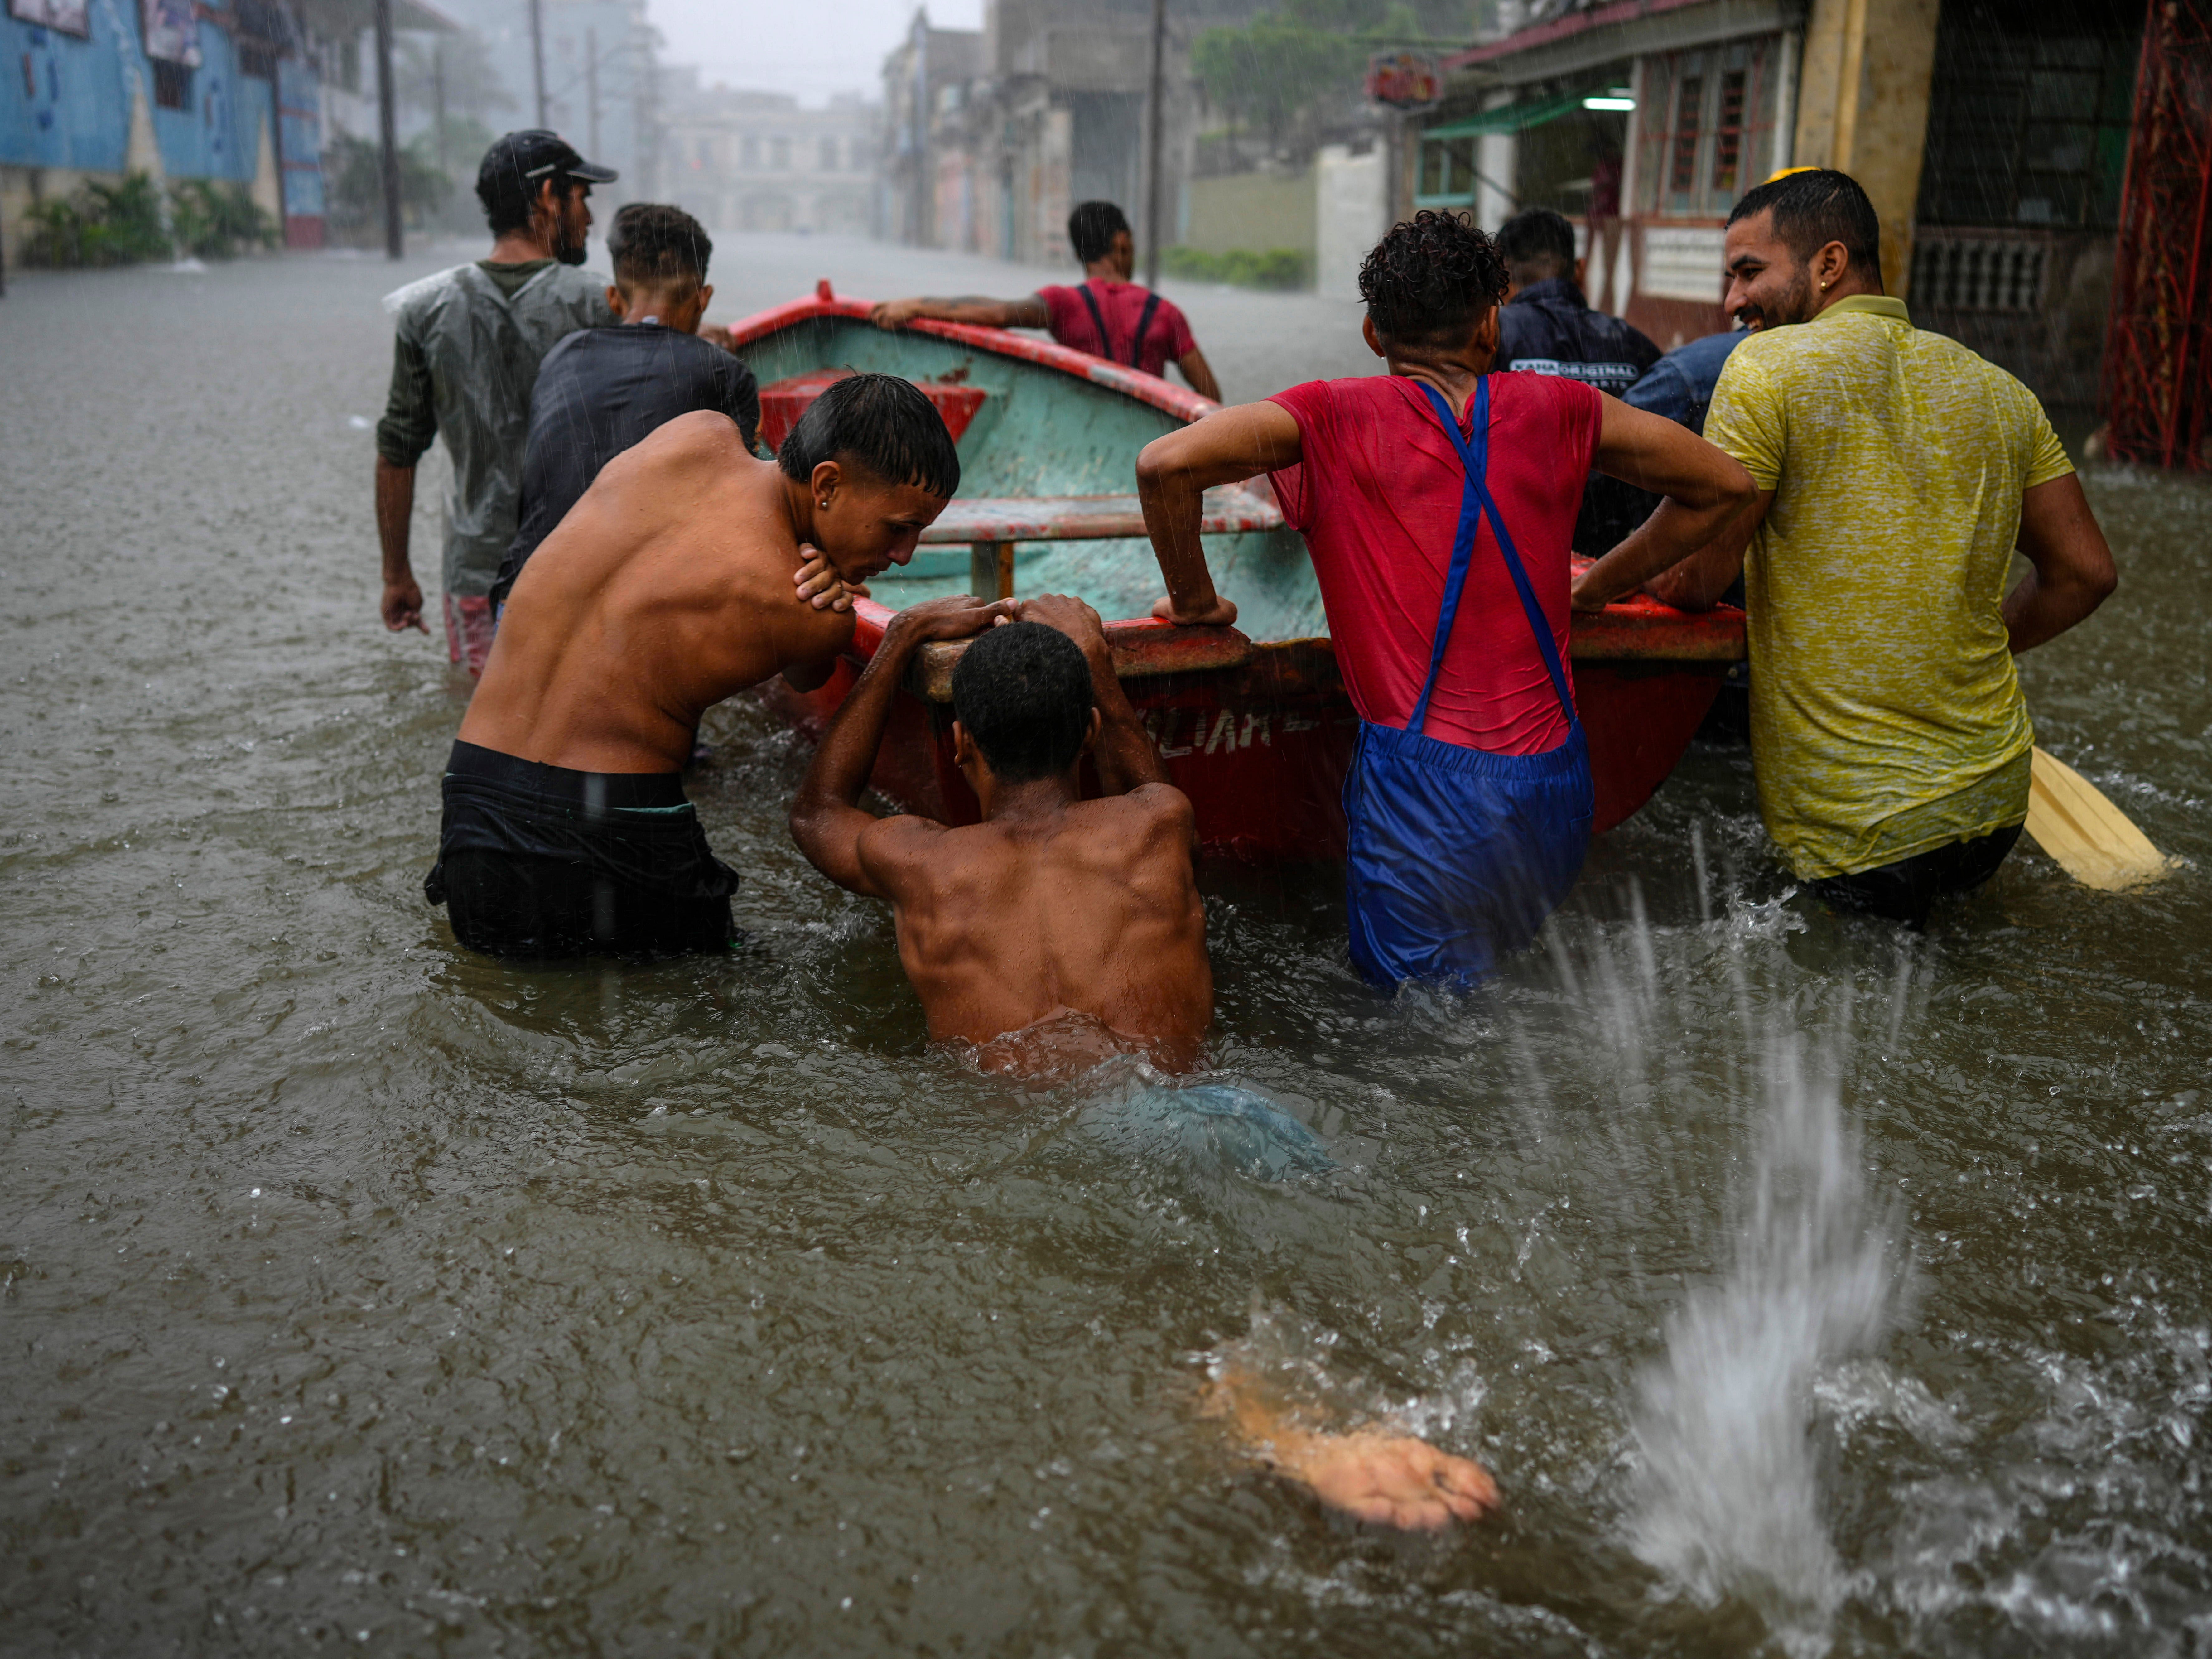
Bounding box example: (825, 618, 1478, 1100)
(2024, 746, 2176, 890)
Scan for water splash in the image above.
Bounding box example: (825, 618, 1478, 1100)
(1628, 1034, 1905, 1644)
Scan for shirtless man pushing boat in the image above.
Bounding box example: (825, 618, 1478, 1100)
(788, 592, 1500, 1529)
(788, 592, 1210, 1074)
(424, 372, 956, 958)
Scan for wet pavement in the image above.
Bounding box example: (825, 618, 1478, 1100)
(3, 236, 2210, 1656)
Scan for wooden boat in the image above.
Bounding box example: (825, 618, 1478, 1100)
(732, 282, 1746, 861)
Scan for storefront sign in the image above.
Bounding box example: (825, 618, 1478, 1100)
(1366, 51, 1441, 108)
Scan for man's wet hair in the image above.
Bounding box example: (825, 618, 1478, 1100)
(479, 170, 547, 237)
(608, 203, 711, 289)
(1068, 200, 1131, 266)
(777, 372, 961, 499)
(952, 622, 1094, 783)
(1358, 210, 1511, 348)
(1495, 208, 1577, 279)
(479, 155, 564, 237)
(1727, 168, 1882, 282)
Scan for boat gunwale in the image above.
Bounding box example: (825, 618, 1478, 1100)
(725, 289, 1221, 427)
(728, 292, 1748, 694)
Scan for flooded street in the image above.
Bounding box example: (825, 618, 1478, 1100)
(4, 240, 2210, 1655)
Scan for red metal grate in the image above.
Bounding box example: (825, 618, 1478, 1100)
(755, 368, 989, 453)
(2104, 0, 2212, 469)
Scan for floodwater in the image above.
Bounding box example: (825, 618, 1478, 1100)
(4, 238, 2210, 1657)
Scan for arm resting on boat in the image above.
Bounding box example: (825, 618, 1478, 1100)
(870, 294, 1052, 331)
(1636, 490, 1769, 613)
(374, 457, 426, 634)
(1572, 398, 1760, 612)
(2005, 473, 2118, 654)
(1137, 401, 1305, 629)
(789, 596, 1013, 898)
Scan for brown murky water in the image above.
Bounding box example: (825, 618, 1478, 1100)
(3, 242, 2209, 1656)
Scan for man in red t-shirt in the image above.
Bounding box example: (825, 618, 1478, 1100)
(869, 200, 1223, 402)
(1134, 211, 1754, 985)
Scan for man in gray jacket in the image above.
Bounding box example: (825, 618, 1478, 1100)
(373, 130, 616, 675)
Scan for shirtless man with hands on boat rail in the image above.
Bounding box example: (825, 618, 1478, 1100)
(425, 371, 957, 959)
(789, 592, 1213, 1075)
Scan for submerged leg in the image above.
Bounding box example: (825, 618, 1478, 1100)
(1202, 1367, 1499, 1531)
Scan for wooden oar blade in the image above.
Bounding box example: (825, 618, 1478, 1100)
(2025, 746, 2174, 891)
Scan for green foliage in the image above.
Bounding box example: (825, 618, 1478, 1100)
(323, 133, 454, 238)
(1160, 245, 1314, 291)
(168, 179, 277, 258)
(23, 173, 169, 266)
(1193, 0, 1466, 140)
(21, 172, 274, 266)
(1192, 15, 1364, 142)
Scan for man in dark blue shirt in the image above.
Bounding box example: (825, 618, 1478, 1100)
(1492, 207, 1660, 396)
(490, 203, 760, 610)
(1490, 209, 1664, 554)
(1623, 329, 1745, 435)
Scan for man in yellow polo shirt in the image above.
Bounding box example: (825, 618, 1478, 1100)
(1573, 169, 2118, 925)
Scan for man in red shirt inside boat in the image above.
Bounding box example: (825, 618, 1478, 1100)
(423, 373, 945, 958)
(1137, 211, 1755, 986)
(867, 200, 1225, 403)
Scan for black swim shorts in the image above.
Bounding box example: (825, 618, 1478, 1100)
(1811, 822, 2023, 931)
(424, 741, 738, 958)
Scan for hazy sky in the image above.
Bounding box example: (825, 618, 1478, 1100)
(645, 0, 980, 105)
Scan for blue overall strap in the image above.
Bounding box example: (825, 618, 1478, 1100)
(1077, 282, 1162, 367)
(1413, 379, 1577, 731)
(1129, 291, 1162, 368)
(1076, 283, 1116, 360)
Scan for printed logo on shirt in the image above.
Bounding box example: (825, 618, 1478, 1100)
(1511, 358, 1644, 390)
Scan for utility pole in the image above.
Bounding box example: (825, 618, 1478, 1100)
(586, 26, 600, 160)
(529, 0, 547, 127)
(373, 0, 403, 259)
(431, 36, 449, 174)
(1142, 0, 1166, 287)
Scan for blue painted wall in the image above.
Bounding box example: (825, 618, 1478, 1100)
(2, 0, 282, 183)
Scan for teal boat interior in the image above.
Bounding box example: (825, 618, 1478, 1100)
(732, 309, 1330, 642)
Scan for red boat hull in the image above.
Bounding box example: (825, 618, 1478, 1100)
(731, 287, 1742, 860)
(766, 610, 1728, 859)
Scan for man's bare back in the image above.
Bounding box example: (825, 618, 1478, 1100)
(460, 411, 864, 773)
(790, 594, 1211, 1074)
(864, 768, 1208, 1067)
(427, 371, 963, 960)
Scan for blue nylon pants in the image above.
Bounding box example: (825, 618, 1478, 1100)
(1342, 378, 1593, 988)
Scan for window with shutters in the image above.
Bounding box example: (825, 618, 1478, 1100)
(1636, 37, 1780, 219)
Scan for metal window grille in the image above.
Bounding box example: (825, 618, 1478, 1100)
(1711, 70, 1746, 195)
(1668, 76, 1703, 195)
(1910, 235, 2048, 311)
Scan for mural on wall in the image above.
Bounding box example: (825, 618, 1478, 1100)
(7, 0, 90, 35)
(14, 25, 68, 133)
(139, 0, 198, 64)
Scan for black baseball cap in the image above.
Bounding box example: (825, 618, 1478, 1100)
(477, 128, 618, 198)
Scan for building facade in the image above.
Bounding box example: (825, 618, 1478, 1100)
(429, 0, 655, 202)
(1407, 0, 2145, 423)
(879, 0, 1251, 270)
(659, 73, 873, 237)
(0, 0, 460, 262)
